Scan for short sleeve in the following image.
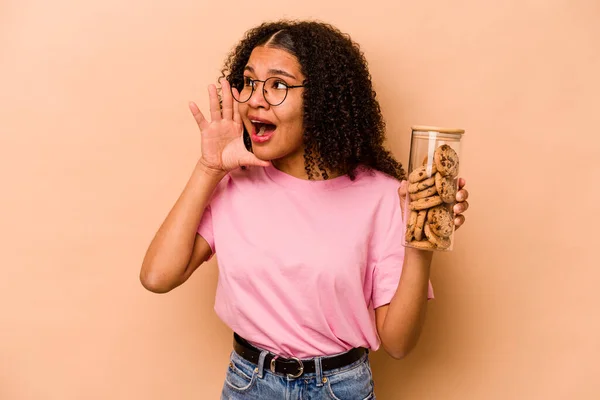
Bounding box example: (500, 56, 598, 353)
(371, 181, 434, 309)
(197, 204, 215, 257)
(196, 174, 230, 259)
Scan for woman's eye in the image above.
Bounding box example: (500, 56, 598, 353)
(243, 77, 255, 87)
(271, 80, 288, 90)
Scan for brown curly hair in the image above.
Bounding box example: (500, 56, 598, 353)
(219, 20, 406, 181)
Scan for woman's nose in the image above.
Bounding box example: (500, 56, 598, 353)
(247, 83, 269, 109)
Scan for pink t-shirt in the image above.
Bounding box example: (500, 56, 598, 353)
(197, 164, 434, 358)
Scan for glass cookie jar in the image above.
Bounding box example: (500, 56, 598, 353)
(402, 125, 465, 252)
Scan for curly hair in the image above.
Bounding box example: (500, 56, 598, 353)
(219, 20, 406, 181)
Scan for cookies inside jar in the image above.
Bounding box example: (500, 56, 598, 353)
(404, 126, 463, 251)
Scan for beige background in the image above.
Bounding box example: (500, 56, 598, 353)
(1, 0, 599, 399)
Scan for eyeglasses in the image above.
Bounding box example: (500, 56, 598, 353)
(231, 76, 306, 106)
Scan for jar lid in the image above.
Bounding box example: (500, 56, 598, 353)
(411, 125, 465, 134)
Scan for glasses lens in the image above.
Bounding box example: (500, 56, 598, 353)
(231, 77, 252, 103)
(263, 77, 287, 106)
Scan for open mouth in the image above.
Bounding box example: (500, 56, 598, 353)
(253, 122, 276, 136)
(250, 120, 277, 143)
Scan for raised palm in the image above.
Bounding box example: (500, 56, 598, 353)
(189, 80, 270, 172)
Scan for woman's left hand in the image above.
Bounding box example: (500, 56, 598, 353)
(398, 177, 469, 229)
(453, 178, 469, 230)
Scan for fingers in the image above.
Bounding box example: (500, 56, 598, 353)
(208, 84, 222, 121)
(192, 81, 234, 128)
(454, 214, 465, 229)
(232, 87, 242, 125)
(454, 200, 469, 214)
(456, 188, 468, 202)
(454, 179, 469, 230)
(220, 79, 234, 121)
(189, 101, 208, 130)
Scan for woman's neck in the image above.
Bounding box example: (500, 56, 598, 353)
(271, 155, 309, 179)
(271, 154, 342, 181)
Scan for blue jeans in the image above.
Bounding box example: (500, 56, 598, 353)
(221, 348, 376, 399)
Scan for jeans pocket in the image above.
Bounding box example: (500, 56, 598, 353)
(224, 356, 258, 393)
(325, 361, 375, 400)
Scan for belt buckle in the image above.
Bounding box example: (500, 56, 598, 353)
(270, 355, 304, 378)
(286, 357, 304, 379)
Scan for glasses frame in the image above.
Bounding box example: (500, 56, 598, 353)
(231, 76, 306, 106)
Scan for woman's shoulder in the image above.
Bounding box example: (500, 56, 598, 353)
(354, 166, 402, 191)
(206, 167, 270, 210)
(349, 166, 404, 210)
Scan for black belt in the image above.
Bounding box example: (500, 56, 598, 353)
(233, 333, 367, 379)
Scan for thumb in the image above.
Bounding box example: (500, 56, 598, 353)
(398, 180, 409, 221)
(239, 152, 271, 168)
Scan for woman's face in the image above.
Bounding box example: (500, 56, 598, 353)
(238, 46, 306, 165)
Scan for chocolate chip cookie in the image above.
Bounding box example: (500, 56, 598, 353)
(434, 144, 459, 178)
(427, 205, 453, 238)
(408, 176, 436, 194)
(410, 185, 438, 201)
(409, 195, 442, 211)
(414, 210, 427, 241)
(408, 164, 438, 183)
(435, 172, 456, 203)
(409, 240, 435, 250)
(405, 210, 418, 241)
(424, 223, 451, 249)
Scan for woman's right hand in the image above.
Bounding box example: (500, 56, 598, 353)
(189, 79, 270, 174)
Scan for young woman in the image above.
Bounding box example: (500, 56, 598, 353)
(140, 20, 469, 400)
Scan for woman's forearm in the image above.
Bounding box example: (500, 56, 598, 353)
(140, 160, 225, 292)
(379, 247, 433, 359)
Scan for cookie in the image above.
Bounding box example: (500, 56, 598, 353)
(434, 144, 459, 178)
(428, 205, 453, 238)
(408, 176, 436, 194)
(405, 211, 418, 241)
(409, 195, 442, 211)
(435, 172, 456, 203)
(410, 185, 438, 201)
(408, 240, 435, 250)
(408, 164, 438, 183)
(424, 223, 451, 249)
(414, 210, 427, 241)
